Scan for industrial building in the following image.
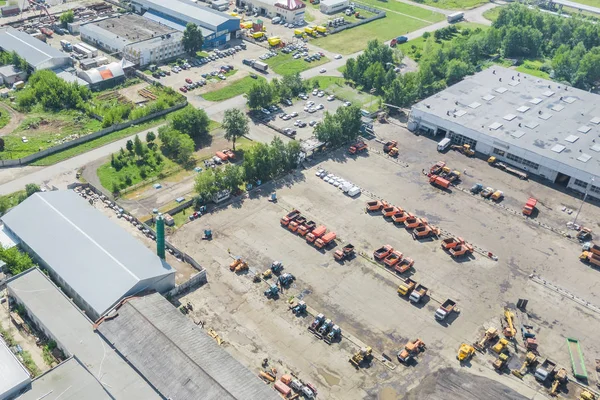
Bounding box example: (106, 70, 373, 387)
(96, 293, 282, 400)
(6, 268, 162, 400)
(409, 66, 600, 196)
(0, 335, 31, 400)
(0, 65, 27, 86)
(1, 191, 175, 321)
(131, 0, 241, 47)
(78, 60, 128, 89)
(80, 14, 185, 66)
(320, 0, 349, 14)
(0, 27, 72, 71)
(239, 0, 306, 22)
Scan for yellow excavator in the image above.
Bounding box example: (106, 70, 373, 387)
(457, 343, 475, 362)
(451, 144, 475, 157)
(549, 368, 568, 397)
(350, 347, 372, 369)
(512, 351, 537, 378)
(503, 308, 516, 338)
(474, 328, 498, 352)
(580, 390, 598, 400)
(492, 338, 509, 354)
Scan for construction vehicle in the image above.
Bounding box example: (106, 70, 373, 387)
(577, 227, 593, 242)
(334, 244, 355, 261)
(383, 140, 398, 153)
(394, 257, 414, 274)
(349, 141, 368, 155)
(374, 245, 394, 261)
(525, 337, 539, 351)
(264, 284, 280, 298)
(492, 338, 509, 354)
(471, 183, 483, 194)
(349, 347, 373, 369)
(446, 170, 461, 183)
(491, 190, 504, 201)
(281, 209, 301, 226)
(203, 229, 213, 240)
(523, 198, 537, 216)
(512, 351, 538, 379)
(493, 353, 511, 371)
(279, 273, 295, 287)
(306, 225, 327, 243)
(488, 156, 529, 180)
(229, 257, 248, 272)
(324, 325, 341, 344)
(435, 299, 459, 321)
(409, 284, 428, 303)
(298, 220, 316, 236)
(451, 144, 475, 156)
(397, 339, 426, 364)
(596, 359, 600, 389)
(567, 337, 588, 380)
(473, 328, 499, 352)
(382, 206, 399, 218)
(580, 390, 597, 400)
(262, 268, 273, 280)
(288, 216, 306, 232)
(316, 319, 333, 339)
(308, 314, 325, 333)
(503, 308, 516, 338)
(271, 261, 284, 274)
(441, 237, 465, 250)
(315, 231, 336, 249)
(579, 251, 600, 267)
(397, 278, 417, 296)
(391, 211, 412, 224)
(259, 370, 276, 382)
(366, 200, 387, 212)
(383, 251, 403, 268)
(457, 343, 476, 362)
(389, 147, 399, 157)
(535, 358, 557, 382)
(549, 368, 568, 397)
(449, 243, 474, 258)
(430, 175, 451, 189)
(291, 301, 307, 314)
(430, 161, 446, 175)
(412, 224, 440, 239)
(406, 217, 426, 229)
(481, 187, 495, 198)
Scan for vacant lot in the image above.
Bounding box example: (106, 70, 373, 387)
(203, 75, 266, 102)
(357, 0, 445, 21)
(309, 76, 381, 111)
(168, 120, 600, 399)
(266, 53, 330, 75)
(408, 0, 489, 10)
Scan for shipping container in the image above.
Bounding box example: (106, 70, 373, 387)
(274, 380, 292, 396)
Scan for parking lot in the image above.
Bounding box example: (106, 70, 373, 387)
(166, 119, 600, 399)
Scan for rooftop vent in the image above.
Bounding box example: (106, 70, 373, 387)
(563, 97, 577, 104)
(577, 153, 592, 163)
(590, 117, 600, 125)
(495, 87, 508, 94)
(529, 97, 543, 105)
(489, 122, 503, 130)
(511, 130, 526, 139)
(551, 144, 565, 153)
(551, 104, 565, 112)
(454, 109, 467, 117)
(565, 135, 579, 143)
(503, 114, 516, 121)
(590, 144, 600, 152)
(468, 102, 481, 109)
(542, 90, 555, 97)
(538, 112, 552, 120)
(517, 106, 530, 113)
(578, 126, 592, 134)
(508, 80, 520, 87)
(482, 94, 495, 101)
(524, 121, 539, 129)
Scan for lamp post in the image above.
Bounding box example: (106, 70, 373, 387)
(573, 177, 594, 226)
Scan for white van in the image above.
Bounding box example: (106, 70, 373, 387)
(272, 16, 281, 24)
(347, 186, 361, 197)
(437, 137, 452, 152)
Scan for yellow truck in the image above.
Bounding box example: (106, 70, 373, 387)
(252, 31, 264, 39)
(316, 25, 327, 33)
(268, 36, 281, 46)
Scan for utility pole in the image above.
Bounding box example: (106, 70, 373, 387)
(573, 177, 594, 226)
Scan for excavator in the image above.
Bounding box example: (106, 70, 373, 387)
(457, 343, 476, 362)
(512, 351, 537, 379)
(503, 308, 516, 338)
(350, 347, 373, 369)
(549, 368, 568, 397)
(451, 143, 475, 157)
(473, 328, 499, 352)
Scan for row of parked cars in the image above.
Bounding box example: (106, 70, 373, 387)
(315, 169, 361, 197)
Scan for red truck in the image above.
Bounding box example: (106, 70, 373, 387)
(522, 198, 537, 216)
(298, 220, 316, 236)
(430, 175, 450, 189)
(374, 245, 394, 261)
(315, 231, 336, 249)
(306, 225, 327, 243)
(281, 209, 300, 226)
(349, 141, 367, 155)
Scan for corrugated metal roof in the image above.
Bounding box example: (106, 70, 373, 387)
(2, 191, 175, 318)
(134, 0, 237, 30)
(0, 27, 69, 68)
(0, 334, 30, 399)
(143, 10, 213, 36)
(97, 293, 282, 400)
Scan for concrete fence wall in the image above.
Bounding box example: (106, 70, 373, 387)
(0, 101, 187, 167)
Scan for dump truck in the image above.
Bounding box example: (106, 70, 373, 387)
(366, 200, 385, 212)
(579, 251, 600, 267)
(481, 187, 495, 198)
(397, 278, 417, 296)
(491, 190, 504, 201)
(308, 313, 325, 333)
(315, 231, 336, 249)
(374, 245, 394, 261)
(395, 257, 414, 274)
(474, 328, 499, 352)
(406, 217, 426, 229)
(430, 175, 451, 189)
(288, 216, 306, 232)
(384, 251, 403, 267)
(334, 244, 355, 261)
(306, 225, 327, 243)
(577, 227, 593, 242)
(441, 237, 465, 250)
(383, 140, 398, 153)
(298, 220, 316, 236)
(349, 141, 367, 154)
(350, 347, 372, 369)
(324, 325, 341, 344)
(567, 337, 588, 380)
(523, 197, 537, 216)
(397, 338, 426, 364)
(392, 211, 412, 224)
(409, 284, 428, 303)
(430, 161, 446, 175)
(457, 343, 475, 361)
(382, 206, 399, 218)
(449, 243, 473, 258)
(412, 224, 440, 239)
(435, 299, 458, 320)
(281, 209, 300, 226)
(535, 358, 557, 382)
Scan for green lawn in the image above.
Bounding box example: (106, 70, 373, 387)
(0, 108, 9, 130)
(356, 0, 444, 22)
(0, 190, 26, 209)
(265, 53, 329, 75)
(483, 6, 502, 22)
(560, 0, 600, 7)
(196, 51, 210, 57)
(203, 75, 266, 102)
(305, 9, 316, 22)
(409, 0, 488, 10)
(309, 76, 381, 111)
(97, 153, 179, 192)
(515, 59, 551, 79)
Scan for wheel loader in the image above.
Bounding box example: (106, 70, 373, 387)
(349, 347, 373, 369)
(457, 343, 475, 362)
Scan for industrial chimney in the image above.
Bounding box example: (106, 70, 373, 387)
(156, 213, 165, 259)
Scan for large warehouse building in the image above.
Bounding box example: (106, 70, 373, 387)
(80, 14, 185, 66)
(0, 27, 72, 71)
(130, 0, 241, 48)
(409, 66, 600, 196)
(238, 0, 306, 22)
(0, 335, 31, 400)
(1, 191, 175, 320)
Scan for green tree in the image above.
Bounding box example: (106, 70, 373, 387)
(59, 10, 74, 28)
(575, 47, 600, 89)
(25, 183, 40, 197)
(445, 59, 472, 84)
(0, 245, 34, 275)
(133, 135, 144, 158)
(158, 127, 195, 165)
(284, 140, 301, 171)
(222, 109, 249, 150)
(222, 164, 243, 193)
(182, 23, 204, 54)
(281, 73, 306, 97)
(0, 138, 5, 152)
(194, 168, 219, 201)
(126, 139, 134, 154)
(146, 131, 156, 143)
(0, 197, 10, 215)
(171, 107, 210, 141)
(247, 81, 274, 109)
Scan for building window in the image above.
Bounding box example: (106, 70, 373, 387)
(505, 152, 539, 170)
(574, 179, 588, 188)
(590, 185, 600, 194)
(493, 148, 505, 157)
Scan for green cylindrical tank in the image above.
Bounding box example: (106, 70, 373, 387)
(156, 213, 165, 259)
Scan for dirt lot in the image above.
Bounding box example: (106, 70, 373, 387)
(167, 121, 600, 399)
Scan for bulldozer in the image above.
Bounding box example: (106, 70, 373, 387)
(512, 351, 538, 379)
(580, 390, 598, 400)
(492, 353, 511, 371)
(457, 343, 475, 362)
(492, 338, 509, 354)
(473, 328, 499, 352)
(451, 144, 475, 157)
(549, 368, 568, 397)
(350, 347, 373, 369)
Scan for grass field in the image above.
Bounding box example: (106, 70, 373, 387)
(309, 76, 381, 111)
(97, 154, 179, 192)
(560, 0, 600, 7)
(483, 6, 502, 22)
(265, 53, 329, 75)
(356, 0, 444, 22)
(0, 108, 9, 130)
(515, 59, 551, 79)
(203, 75, 266, 102)
(409, 0, 488, 10)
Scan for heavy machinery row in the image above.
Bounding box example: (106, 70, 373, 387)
(281, 209, 337, 250)
(366, 200, 441, 240)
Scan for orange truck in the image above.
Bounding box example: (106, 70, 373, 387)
(392, 211, 412, 224)
(383, 140, 398, 153)
(215, 151, 229, 162)
(366, 200, 388, 212)
(349, 141, 368, 154)
(382, 206, 398, 218)
(406, 217, 425, 229)
(441, 237, 465, 250)
(523, 198, 537, 216)
(315, 231, 336, 249)
(394, 257, 413, 274)
(306, 225, 327, 243)
(384, 251, 403, 267)
(430, 161, 446, 175)
(281, 209, 300, 226)
(288, 216, 306, 232)
(449, 243, 474, 258)
(298, 220, 316, 236)
(430, 175, 450, 189)
(374, 245, 393, 261)
(413, 224, 439, 239)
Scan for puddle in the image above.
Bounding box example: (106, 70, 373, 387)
(316, 367, 341, 386)
(378, 386, 398, 400)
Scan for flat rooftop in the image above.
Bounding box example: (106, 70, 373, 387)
(87, 13, 175, 44)
(412, 66, 600, 178)
(6, 268, 161, 400)
(0, 336, 30, 399)
(135, 0, 237, 30)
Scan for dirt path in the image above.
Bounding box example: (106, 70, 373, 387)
(0, 102, 25, 136)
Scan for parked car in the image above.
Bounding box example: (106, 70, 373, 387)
(261, 108, 271, 115)
(319, 68, 326, 73)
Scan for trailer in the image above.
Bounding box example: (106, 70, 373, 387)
(523, 197, 537, 216)
(253, 61, 268, 72)
(567, 338, 588, 380)
(447, 12, 464, 22)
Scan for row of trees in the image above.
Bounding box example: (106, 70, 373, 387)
(17, 70, 92, 112)
(157, 107, 210, 166)
(247, 73, 307, 109)
(0, 51, 28, 72)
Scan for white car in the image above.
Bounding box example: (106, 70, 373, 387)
(282, 114, 292, 120)
(329, 177, 338, 185)
(312, 89, 318, 95)
(317, 104, 324, 110)
(327, 95, 335, 101)
(317, 91, 325, 97)
(261, 108, 271, 115)
(319, 68, 326, 73)
(344, 101, 351, 106)
(315, 168, 325, 177)
(290, 111, 298, 117)
(294, 119, 302, 126)
(334, 54, 342, 59)
(299, 94, 308, 100)
(323, 176, 332, 183)
(306, 101, 315, 107)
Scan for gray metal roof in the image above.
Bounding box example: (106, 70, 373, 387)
(134, 0, 237, 31)
(97, 293, 282, 400)
(412, 66, 600, 178)
(0, 27, 69, 68)
(0, 336, 30, 399)
(6, 268, 161, 400)
(1, 191, 175, 318)
(0, 65, 22, 77)
(143, 10, 213, 36)
(19, 357, 112, 400)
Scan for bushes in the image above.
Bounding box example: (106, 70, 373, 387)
(16, 70, 91, 112)
(0, 245, 34, 276)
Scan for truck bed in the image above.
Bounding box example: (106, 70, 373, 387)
(567, 338, 588, 379)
